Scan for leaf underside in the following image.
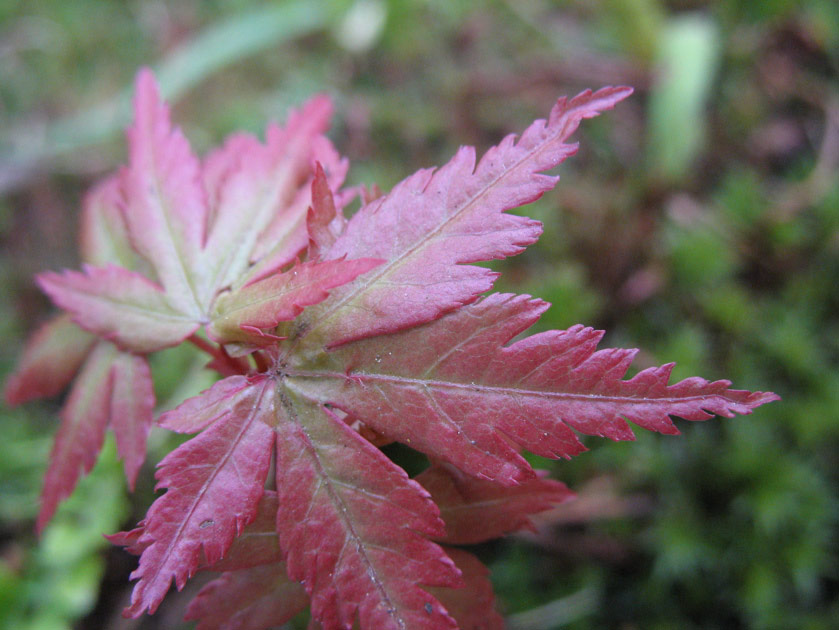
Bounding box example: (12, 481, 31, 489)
(416, 462, 575, 545)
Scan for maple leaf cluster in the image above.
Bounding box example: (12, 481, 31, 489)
(5, 69, 778, 629)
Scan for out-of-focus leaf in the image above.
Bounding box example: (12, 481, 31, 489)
(602, 0, 665, 61)
(3, 315, 95, 406)
(121, 69, 211, 313)
(416, 463, 574, 545)
(647, 14, 720, 182)
(37, 265, 200, 353)
(201, 94, 337, 293)
(427, 548, 505, 630)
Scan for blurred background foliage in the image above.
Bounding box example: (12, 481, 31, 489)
(1, 0, 837, 628)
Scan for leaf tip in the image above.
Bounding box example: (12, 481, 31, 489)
(133, 66, 161, 106)
(734, 389, 781, 411)
(2, 366, 36, 407)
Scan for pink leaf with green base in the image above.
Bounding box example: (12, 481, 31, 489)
(202, 95, 336, 294)
(79, 175, 138, 269)
(38, 264, 200, 354)
(208, 258, 382, 346)
(121, 69, 210, 314)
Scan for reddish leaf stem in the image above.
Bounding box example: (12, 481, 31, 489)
(188, 334, 250, 375)
(252, 352, 271, 373)
(187, 333, 216, 356)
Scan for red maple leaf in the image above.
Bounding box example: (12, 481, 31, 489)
(8, 69, 777, 629)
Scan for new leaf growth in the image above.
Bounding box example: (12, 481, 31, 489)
(5, 69, 778, 630)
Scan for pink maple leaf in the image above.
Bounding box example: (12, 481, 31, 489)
(7, 70, 363, 533)
(7, 69, 778, 630)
